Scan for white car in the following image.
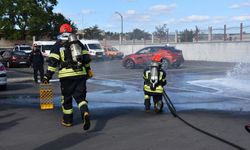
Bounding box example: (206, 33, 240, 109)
(33, 41, 56, 57)
(80, 39, 105, 58)
(0, 62, 7, 90)
(13, 44, 32, 55)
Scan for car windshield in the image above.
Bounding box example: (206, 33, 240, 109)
(13, 51, 27, 55)
(109, 47, 118, 51)
(88, 44, 101, 49)
(136, 48, 151, 54)
(20, 46, 32, 50)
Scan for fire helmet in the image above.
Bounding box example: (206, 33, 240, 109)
(151, 54, 162, 62)
(59, 23, 73, 33)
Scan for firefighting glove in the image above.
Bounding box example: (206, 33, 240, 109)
(43, 76, 50, 84)
(87, 70, 94, 79)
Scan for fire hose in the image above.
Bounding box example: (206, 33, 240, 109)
(245, 124, 250, 133)
(162, 90, 247, 150)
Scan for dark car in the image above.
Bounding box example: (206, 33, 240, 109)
(0, 62, 7, 90)
(122, 46, 184, 69)
(2, 51, 31, 68)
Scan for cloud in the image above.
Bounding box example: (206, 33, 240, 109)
(232, 15, 250, 21)
(229, 1, 250, 8)
(140, 15, 151, 22)
(125, 9, 136, 15)
(81, 9, 93, 15)
(149, 4, 176, 14)
(121, 9, 152, 22)
(180, 15, 210, 23)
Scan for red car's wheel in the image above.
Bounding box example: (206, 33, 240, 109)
(125, 59, 135, 69)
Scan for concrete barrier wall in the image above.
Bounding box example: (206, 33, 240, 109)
(113, 41, 250, 63)
(0, 39, 15, 48)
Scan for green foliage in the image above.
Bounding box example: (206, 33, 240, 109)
(0, 0, 76, 40)
(126, 28, 151, 40)
(83, 25, 104, 40)
(179, 29, 194, 42)
(154, 24, 168, 41)
(104, 31, 120, 40)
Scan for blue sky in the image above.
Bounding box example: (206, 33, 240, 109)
(54, 0, 250, 33)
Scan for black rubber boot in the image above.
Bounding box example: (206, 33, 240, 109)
(62, 114, 73, 127)
(82, 112, 90, 130)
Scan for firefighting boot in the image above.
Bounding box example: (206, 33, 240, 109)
(145, 106, 151, 112)
(144, 99, 151, 112)
(61, 114, 73, 127)
(154, 101, 163, 114)
(82, 112, 90, 130)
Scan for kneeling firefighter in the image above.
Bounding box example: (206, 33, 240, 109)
(43, 23, 93, 130)
(143, 54, 167, 113)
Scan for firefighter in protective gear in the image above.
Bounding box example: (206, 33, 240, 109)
(43, 23, 93, 130)
(143, 54, 167, 113)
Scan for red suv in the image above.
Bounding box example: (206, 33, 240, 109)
(122, 46, 184, 69)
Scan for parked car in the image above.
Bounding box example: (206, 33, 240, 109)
(104, 46, 124, 59)
(13, 44, 32, 55)
(33, 41, 56, 57)
(2, 51, 31, 68)
(0, 48, 14, 66)
(0, 62, 7, 90)
(80, 39, 105, 59)
(122, 46, 184, 69)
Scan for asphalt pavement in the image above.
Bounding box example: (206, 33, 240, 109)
(0, 60, 250, 150)
(0, 104, 250, 150)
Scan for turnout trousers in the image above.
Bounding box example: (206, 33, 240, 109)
(60, 76, 89, 124)
(144, 91, 164, 113)
(33, 65, 44, 83)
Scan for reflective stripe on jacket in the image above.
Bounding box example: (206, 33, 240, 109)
(47, 40, 90, 79)
(143, 68, 166, 94)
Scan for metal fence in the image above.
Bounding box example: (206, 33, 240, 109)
(101, 23, 250, 46)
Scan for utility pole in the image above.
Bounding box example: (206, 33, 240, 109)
(115, 11, 123, 45)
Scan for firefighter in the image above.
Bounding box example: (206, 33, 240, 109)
(43, 23, 93, 130)
(143, 54, 167, 113)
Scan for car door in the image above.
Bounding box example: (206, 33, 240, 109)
(147, 47, 159, 61)
(134, 47, 151, 65)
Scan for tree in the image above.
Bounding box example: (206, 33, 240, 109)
(0, 0, 76, 40)
(179, 29, 194, 42)
(0, 0, 57, 40)
(46, 13, 77, 40)
(83, 25, 104, 40)
(154, 24, 168, 43)
(126, 28, 150, 40)
(104, 31, 119, 40)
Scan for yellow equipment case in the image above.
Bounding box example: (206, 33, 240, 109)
(39, 83, 54, 110)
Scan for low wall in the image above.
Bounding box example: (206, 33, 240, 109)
(113, 41, 250, 63)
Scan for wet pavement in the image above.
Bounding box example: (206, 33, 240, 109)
(0, 60, 250, 150)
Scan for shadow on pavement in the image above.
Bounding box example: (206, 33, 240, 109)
(33, 132, 98, 150)
(33, 107, 140, 150)
(0, 116, 27, 132)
